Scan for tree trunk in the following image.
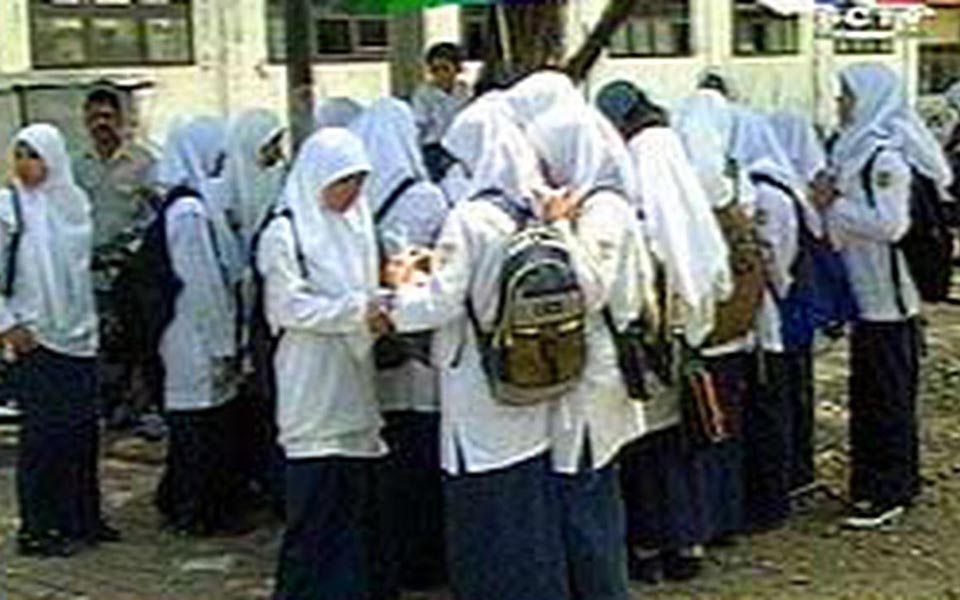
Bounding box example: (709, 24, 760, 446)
(285, 0, 314, 151)
(475, 0, 567, 93)
(564, 0, 637, 83)
(474, 0, 636, 92)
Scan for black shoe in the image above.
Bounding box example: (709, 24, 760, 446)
(662, 551, 703, 582)
(628, 552, 663, 585)
(94, 522, 122, 543)
(17, 532, 77, 558)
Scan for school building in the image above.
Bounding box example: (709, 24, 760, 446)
(0, 0, 959, 153)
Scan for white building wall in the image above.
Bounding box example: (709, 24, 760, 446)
(0, 0, 938, 149)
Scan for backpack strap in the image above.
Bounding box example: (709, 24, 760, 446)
(375, 176, 420, 225)
(253, 207, 308, 279)
(3, 185, 23, 299)
(860, 147, 908, 317)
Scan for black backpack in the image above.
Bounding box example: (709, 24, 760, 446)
(248, 207, 308, 405)
(372, 176, 434, 370)
(862, 148, 956, 308)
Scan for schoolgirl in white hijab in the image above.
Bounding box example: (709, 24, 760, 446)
(824, 62, 945, 528)
(1, 125, 97, 356)
(627, 104, 732, 348)
(526, 99, 656, 600)
(153, 118, 245, 535)
(728, 110, 803, 531)
(828, 63, 951, 322)
(224, 109, 286, 252)
(387, 98, 604, 600)
(259, 128, 386, 599)
(2, 124, 113, 555)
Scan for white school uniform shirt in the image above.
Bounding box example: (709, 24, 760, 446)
(828, 63, 953, 323)
(412, 81, 471, 146)
(353, 98, 450, 414)
(731, 111, 802, 353)
(258, 128, 386, 460)
(0, 124, 98, 358)
(828, 148, 920, 322)
(390, 98, 604, 475)
(155, 118, 238, 412)
(526, 100, 656, 473)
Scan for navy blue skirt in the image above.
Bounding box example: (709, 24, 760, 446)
(690, 352, 750, 541)
(621, 426, 708, 552)
(444, 453, 568, 600)
(13, 348, 101, 541)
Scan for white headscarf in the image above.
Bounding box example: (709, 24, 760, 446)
(946, 81, 960, 113)
(351, 98, 429, 213)
(500, 70, 580, 124)
(501, 72, 641, 206)
(770, 110, 827, 184)
(157, 117, 244, 286)
(279, 128, 377, 348)
(11, 124, 95, 333)
(629, 126, 732, 345)
(314, 97, 364, 130)
(733, 110, 823, 237)
(673, 89, 745, 208)
(833, 63, 952, 186)
(224, 109, 285, 251)
(526, 100, 631, 198)
(442, 96, 544, 209)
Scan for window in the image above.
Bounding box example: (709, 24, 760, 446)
(267, 0, 391, 63)
(608, 0, 691, 58)
(460, 5, 488, 62)
(920, 43, 960, 94)
(733, 0, 800, 56)
(29, 0, 193, 68)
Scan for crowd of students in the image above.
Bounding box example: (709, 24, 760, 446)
(2, 40, 958, 600)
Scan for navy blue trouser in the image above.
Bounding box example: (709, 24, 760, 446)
(849, 320, 921, 509)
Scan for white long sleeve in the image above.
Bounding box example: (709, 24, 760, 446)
(258, 217, 368, 336)
(167, 207, 235, 359)
(828, 150, 912, 244)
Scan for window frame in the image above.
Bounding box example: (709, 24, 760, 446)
(29, 0, 195, 69)
(732, 0, 801, 58)
(459, 5, 489, 62)
(919, 42, 960, 95)
(266, 1, 391, 64)
(607, 0, 693, 59)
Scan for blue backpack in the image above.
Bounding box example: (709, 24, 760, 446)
(749, 173, 858, 350)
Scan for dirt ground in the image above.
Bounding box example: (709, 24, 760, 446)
(4, 304, 960, 599)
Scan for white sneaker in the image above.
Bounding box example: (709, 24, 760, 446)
(842, 503, 905, 530)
